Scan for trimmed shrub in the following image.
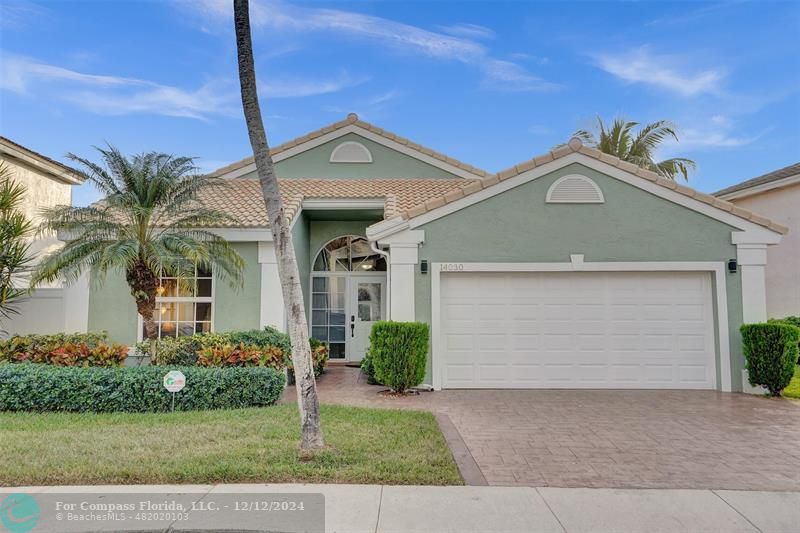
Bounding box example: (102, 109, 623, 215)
(368, 321, 428, 393)
(741, 322, 800, 396)
(229, 327, 291, 355)
(0, 364, 285, 412)
(0, 332, 127, 367)
(136, 336, 200, 366)
(360, 352, 381, 385)
(769, 317, 800, 362)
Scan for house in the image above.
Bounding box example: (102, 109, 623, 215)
(80, 114, 786, 392)
(714, 162, 800, 319)
(0, 137, 86, 335)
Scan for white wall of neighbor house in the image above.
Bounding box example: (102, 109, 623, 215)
(0, 154, 77, 336)
(0, 155, 72, 269)
(729, 183, 800, 318)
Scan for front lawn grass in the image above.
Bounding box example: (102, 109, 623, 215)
(0, 404, 462, 487)
(783, 365, 800, 399)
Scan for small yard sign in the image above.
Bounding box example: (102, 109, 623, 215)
(163, 370, 186, 393)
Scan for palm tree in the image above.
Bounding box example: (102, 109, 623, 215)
(572, 117, 696, 181)
(32, 148, 244, 339)
(0, 163, 34, 323)
(233, 0, 324, 449)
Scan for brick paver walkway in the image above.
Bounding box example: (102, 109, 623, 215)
(286, 365, 800, 490)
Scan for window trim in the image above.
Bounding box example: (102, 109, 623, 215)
(312, 235, 387, 273)
(136, 267, 216, 342)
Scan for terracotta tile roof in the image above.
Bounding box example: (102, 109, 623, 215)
(714, 162, 800, 198)
(197, 178, 471, 227)
(0, 136, 84, 183)
(393, 138, 789, 235)
(208, 113, 489, 179)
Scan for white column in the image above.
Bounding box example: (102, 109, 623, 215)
(258, 241, 285, 331)
(63, 271, 89, 332)
(737, 243, 768, 323)
(388, 243, 419, 321)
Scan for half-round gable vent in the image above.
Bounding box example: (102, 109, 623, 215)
(329, 141, 373, 163)
(546, 174, 605, 204)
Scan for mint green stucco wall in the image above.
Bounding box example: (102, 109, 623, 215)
(213, 242, 261, 332)
(272, 133, 461, 179)
(88, 242, 261, 344)
(413, 163, 745, 390)
(292, 212, 311, 317)
(87, 269, 138, 345)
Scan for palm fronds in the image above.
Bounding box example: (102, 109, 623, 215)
(31, 147, 245, 338)
(572, 117, 696, 181)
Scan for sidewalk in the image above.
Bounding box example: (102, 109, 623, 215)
(3, 484, 800, 533)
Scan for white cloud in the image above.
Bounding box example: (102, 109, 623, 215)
(436, 23, 495, 40)
(260, 72, 367, 98)
(180, 0, 558, 92)
(593, 46, 724, 97)
(0, 1, 49, 30)
(663, 116, 768, 152)
(367, 90, 399, 106)
(481, 59, 560, 92)
(1, 52, 365, 119)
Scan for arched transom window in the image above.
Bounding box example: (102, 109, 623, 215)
(313, 235, 387, 272)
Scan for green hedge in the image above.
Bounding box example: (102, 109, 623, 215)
(360, 352, 381, 385)
(769, 316, 800, 363)
(741, 322, 800, 396)
(368, 321, 429, 393)
(0, 364, 285, 412)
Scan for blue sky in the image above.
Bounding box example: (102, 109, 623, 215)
(1, 0, 798, 207)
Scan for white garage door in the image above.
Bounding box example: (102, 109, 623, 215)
(440, 271, 716, 389)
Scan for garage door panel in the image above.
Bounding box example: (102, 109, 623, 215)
(440, 271, 716, 390)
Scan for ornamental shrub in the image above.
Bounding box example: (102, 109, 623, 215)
(0, 364, 285, 412)
(196, 342, 284, 370)
(368, 321, 428, 393)
(740, 322, 800, 396)
(0, 332, 115, 365)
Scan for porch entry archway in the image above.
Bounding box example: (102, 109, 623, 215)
(311, 235, 386, 361)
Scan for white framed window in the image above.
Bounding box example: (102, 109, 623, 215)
(140, 265, 214, 339)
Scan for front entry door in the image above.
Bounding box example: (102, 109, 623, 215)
(348, 277, 386, 362)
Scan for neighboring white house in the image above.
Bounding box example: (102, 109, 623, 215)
(715, 162, 800, 319)
(0, 136, 86, 335)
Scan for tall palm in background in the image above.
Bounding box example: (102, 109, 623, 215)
(573, 117, 696, 181)
(32, 147, 244, 339)
(0, 163, 34, 323)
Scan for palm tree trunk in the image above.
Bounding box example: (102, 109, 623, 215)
(233, 0, 324, 449)
(126, 261, 158, 340)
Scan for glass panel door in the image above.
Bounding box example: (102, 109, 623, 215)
(311, 275, 347, 359)
(350, 277, 385, 362)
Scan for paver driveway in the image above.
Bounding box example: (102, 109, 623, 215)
(287, 366, 800, 489)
